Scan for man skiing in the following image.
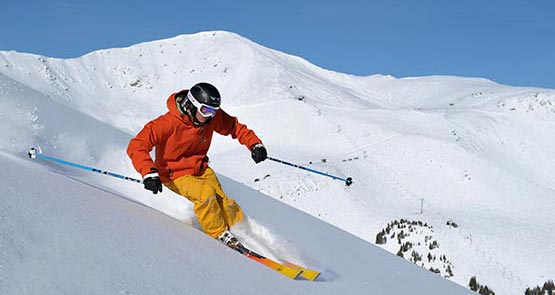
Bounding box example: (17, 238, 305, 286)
(127, 82, 267, 251)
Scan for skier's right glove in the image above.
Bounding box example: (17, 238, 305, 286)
(143, 169, 162, 194)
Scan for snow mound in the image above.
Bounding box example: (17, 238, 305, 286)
(0, 151, 472, 294)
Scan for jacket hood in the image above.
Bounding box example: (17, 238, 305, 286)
(166, 90, 190, 119)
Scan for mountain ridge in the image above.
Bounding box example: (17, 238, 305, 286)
(1, 30, 553, 295)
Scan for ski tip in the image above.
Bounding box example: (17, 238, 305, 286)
(302, 271, 320, 281)
(305, 271, 321, 281)
(28, 148, 37, 159)
(281, 261, 321, 281)
(282, 268, 303, 280)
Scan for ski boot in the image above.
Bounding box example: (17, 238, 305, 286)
(217, 230, 248, 254)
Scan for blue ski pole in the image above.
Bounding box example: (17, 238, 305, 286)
(267, 156, 353, 186)
(28, 148, 142, 184)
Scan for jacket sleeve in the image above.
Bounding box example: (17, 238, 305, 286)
(213, 109, 262, 150)
(127, 118, 165, 177)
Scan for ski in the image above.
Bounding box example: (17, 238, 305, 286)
(240, 248, 303, 279)
(281, 260, 321, 281)
(220, 236, 310, 280)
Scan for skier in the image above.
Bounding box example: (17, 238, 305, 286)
(127, 82, 267, 251)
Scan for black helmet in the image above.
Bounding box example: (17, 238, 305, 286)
(178, 82, 221, 126)
(189, 82, 221, 108)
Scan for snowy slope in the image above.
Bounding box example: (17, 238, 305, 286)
(1, 31, 554, 294)
(0, 151, 471, 294)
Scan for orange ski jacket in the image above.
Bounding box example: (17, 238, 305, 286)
(127, 90, 262, 183)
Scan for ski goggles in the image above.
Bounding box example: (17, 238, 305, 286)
(187, 91, 220, 117)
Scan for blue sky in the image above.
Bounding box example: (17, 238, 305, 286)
(1, 0, 554, 88)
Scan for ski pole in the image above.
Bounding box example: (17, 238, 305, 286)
(27, 148, 142, 184)
(267, 156, 353, 186)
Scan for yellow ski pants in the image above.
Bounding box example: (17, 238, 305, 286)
(164, 167, 244, 238)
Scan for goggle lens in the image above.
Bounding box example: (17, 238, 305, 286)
(199, 105, 218, 117)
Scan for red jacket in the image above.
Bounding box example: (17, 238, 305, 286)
(127, 90, 262, 182)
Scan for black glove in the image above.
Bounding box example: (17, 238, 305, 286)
(251, 143, 267, 164)
(143, 169, 162, 194)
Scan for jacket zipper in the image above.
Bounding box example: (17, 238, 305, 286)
(194, 126, 205, 154)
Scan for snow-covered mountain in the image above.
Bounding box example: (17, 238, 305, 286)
(1, 31, 554, 295)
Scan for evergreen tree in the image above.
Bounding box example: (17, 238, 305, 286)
(429, 267, 440, 274)
(479, 285, 495, 295)
(469, 276, 479, 292)
(375, 230, 387, 244)
(544, 280, 554, 295)
(525, 286, 544, 295)
(411, 250, 422, 263)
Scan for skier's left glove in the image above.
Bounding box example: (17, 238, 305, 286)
(143, 169, 163, 194)
(251, 143, 267, 164)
